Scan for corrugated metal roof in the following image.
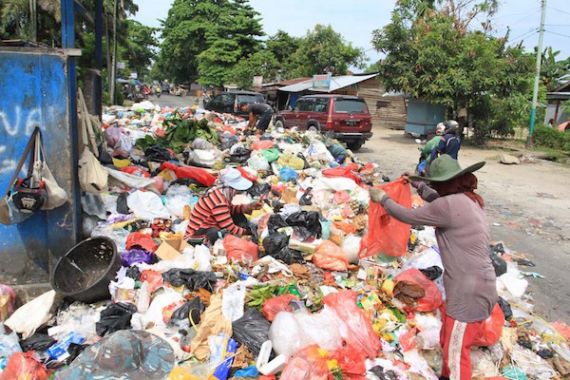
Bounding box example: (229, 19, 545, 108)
(278, 73, 379, 93)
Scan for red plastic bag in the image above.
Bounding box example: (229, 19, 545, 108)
(251, 140, 274, 150)
(223, 235, 259, 264)
(323, 290, 380, 358)
(161, 162, 216, 187)
(553, 321, 570, 341)
(399, 327, 418, 351)
(473, 303, 505, 346)
(395, 269, 443, 312)
(331, 343, 367, 379)
(140, 270, 164, 293)
(322, 166, 361, 184)
(280, 345, 330, 380)
(126, 232, 158, 253)
(360, 178, 412, 258)
(312, 241, 348, 271)
(0, 352, 51, 380)
(262, 294, 299, 321)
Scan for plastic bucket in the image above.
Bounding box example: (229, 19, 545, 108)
(51, 237, 120, 303)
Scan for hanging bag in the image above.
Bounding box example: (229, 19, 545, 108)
(77, 89, 108, 193)
(38, 131, 68, 210)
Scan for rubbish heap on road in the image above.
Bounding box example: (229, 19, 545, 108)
(1, 100, 569, 380)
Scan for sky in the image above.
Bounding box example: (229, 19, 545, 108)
(135, 0, 570, 68)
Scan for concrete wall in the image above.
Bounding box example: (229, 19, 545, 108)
(0, 47, 80, 285)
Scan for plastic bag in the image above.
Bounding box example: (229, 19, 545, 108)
(247, 153, 270, 171)
(19, 333, 55, 352)
(223, 235, 259, 264)
(280, 345, 329, 380)
(140, 270, 164, 293)
(191, 295, 232, 361)
(127, 190, 170, 221)
(0, 324, 22, 371)
(323, 290, 380, 358)
(161, 162, 216, 187)
(278, 154, 305, 170)
(262, 234, 304, 265)
(490, 250, 507, 277)
(121, 249, 155, 266)
(279, 167, 298, 182)
(78, 148, 108, 193)
(96, 302, 137, 337)
(395, 269, 443, 312)
(341, 235, 361, 264)
(0, 352, 51, 380)
(252, 140, 274, 151)
(312, 241, 348, 271)
(322, 166, 361, 184)
(330, 343, 367, 378)
(222, 283, 246, 322)
(473, 303, 505, 347)
(162, 269, 217, 292)
(232, 309, 271, 357)
(5, 290, 57, 340)
(261, 148, 279, 163)
(0, 284, 16, 321)
(285, 211, 322, 238)
(360, 178, 412, 258)
(170, 298, 205, 326)
(262, 294, 298, 321)
(126, 232, 158, 252)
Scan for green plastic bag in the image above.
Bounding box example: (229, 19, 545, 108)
(261, 148, 280, 163)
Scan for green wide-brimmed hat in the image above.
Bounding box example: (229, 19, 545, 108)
(410, 154, 485, 182)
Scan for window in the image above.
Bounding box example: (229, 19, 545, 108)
(236, 94, 264, 105)
(298, 99, 315, 112)
(313, 98, 329, 113)
(334, 98, 368, 113)
(221, 93, 234, 106)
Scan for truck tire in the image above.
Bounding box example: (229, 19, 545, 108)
(274, 119, 284, 130)
(307, 124, 319, 132)
(348, 140, 363, 151)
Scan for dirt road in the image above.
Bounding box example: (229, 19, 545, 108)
(359, 127, 570, 323)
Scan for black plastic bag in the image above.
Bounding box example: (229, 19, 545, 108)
(232, 308, 270, 356)
(116, 192, 130, 214)
(262, 233, 304, 264)
(419, 266, 443, 281)
(285, 211, 322, 238)
(162, 269, 217, 292)
(497, 297, 513, 321)
(247, 183, 271, 197)
(96, 303, 137, 337)
(299, 187, 313, 206)
(489, 250, 507, 277)
(267, 214, 288, 233)
(20, 333, 56, 352)
(170, 298, 205, 325)
(145, 146, 174, 162)
(229, 147, 251, 163)
(125, 266, 141, 281)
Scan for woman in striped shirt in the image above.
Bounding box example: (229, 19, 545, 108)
(185, 168, 262, 244)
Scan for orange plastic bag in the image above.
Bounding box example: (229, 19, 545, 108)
(262, 294, 298, 321)
(553, 321, 570, 341)
(0, 352, 51, 380)
(312, 241, 348, 271)
(280, 345, 330, 380)
(126, 232, 158, 252)
(251, 140, 274, 150)
(140, 270, 164, 293)
(223, 235, 259, 264)
(473, 303, 505, 346)
(395, 269, 443, 312)
(360, 178, 412, 258)
(323, 290, 380, 358)
(330, 342, 367, 379)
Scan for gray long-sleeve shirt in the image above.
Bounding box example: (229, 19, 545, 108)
(381, 183, 497, 322)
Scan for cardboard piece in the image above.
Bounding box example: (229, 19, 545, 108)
(155, 235, 189, 261)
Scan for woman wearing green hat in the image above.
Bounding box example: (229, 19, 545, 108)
(370, 154, 498, 380)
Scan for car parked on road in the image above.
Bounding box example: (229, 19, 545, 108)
(205, 91, 265, 116)
(274, 94, 372, 150)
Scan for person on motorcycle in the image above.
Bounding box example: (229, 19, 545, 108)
(430, 120, 461, 161)
(416, 123, 445, 175)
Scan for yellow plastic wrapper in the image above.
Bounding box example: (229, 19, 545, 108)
(112, 157, 131, 168)
(381, 278, 395, 297)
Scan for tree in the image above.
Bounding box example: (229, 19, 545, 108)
(288, 24, 366, 77)
(230, 50, 279, 89)
(540, 47, 570, 91)
(155, 0, 263, 85)
(372, 0, 534, 143)
(123, 20, 158, 78)
(266, 30, 301, 64)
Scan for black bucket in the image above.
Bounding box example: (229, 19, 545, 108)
(51, 237, 120, 303)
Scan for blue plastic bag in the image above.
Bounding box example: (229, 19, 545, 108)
(279, 167, 298, 182)
(212, 338, 237, 380)
(234, 365, 259, 377)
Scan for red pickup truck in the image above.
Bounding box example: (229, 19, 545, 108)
(274, 94, 373, 150)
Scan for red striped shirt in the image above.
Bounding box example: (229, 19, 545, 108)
(186, 188, 247, 237)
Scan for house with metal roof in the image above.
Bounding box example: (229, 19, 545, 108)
(545, 81, 570, 128)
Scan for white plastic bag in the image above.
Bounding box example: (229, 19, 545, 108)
(165, 185, 193, 218)
(415, 313, 443, 350)
(247, 153, 270, 171)
(0, 323, 22, 369)
(497, 263, 528, 299)
(222, 282, 246, 322)
(78, 148, 108, 193)
(342, 235, 361, 264)
(193, 245, 212, 272)
(127, 190, 170, 220)
(5, 290, 57, 339)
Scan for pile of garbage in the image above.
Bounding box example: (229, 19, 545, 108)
(1, 100, 570, 380)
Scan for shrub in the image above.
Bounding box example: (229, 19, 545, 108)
(533, 126, 570, 150)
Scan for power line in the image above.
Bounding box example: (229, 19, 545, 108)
(544, 30, 570, 39)
(509, 28, 539, 44)
(548, 6, 570, 17)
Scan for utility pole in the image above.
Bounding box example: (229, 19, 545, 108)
(528, 0, 547, 147)
(29, 0, 37, 43)
(110, 0, 118, 105)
